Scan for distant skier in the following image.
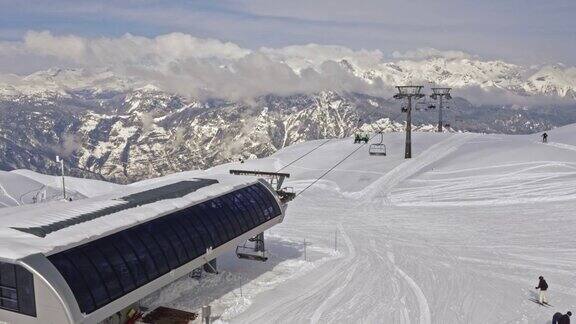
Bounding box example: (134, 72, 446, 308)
(535, 276, 549, 305)
(553, 311, 572, 324)
(542, 132, 548, 143)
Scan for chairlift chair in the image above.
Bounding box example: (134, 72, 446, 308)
(354, 133, 369, 144)
(236, 233, 268, 262)
(369, 132, 387, 156)
(276, 186, 296, 204)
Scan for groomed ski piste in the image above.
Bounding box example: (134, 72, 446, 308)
(3, 125, 576, 323)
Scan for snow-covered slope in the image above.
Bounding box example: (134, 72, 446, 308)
(0, 170, 87, 207)
(0, 168, 122, 208)
(10, 169, 121, 197)
(172, 126, 575, 323)
(2, 125, 576, 323)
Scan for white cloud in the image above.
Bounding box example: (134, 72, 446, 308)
(0, 31, 392, 100)
(0, 31, 574, 104)
(25, 31, 87, 61)
(260, 44, 383, 71)
(391, 48, 474, 61)
(21, 31, 250, 67)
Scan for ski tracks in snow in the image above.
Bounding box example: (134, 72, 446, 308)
(368, 238, 433, 324)
(385, 251, 431, 324)
(351, 133, 478, 203)
(235, 223, 357, 323)
(309, 224, 357, 323)
(0, 180, 21, 207)
(546, 141, 576, 152)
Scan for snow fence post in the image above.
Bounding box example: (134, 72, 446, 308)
(304, 238, 307, 261)
(202, 305, 211, 324)
(334, 230, 338, 252)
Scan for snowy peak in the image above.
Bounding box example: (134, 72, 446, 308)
(1, 51, 576, 102)
(365, 57, 521, 91)
(524, 65, 576, 99)
(0, 68, 137, 99)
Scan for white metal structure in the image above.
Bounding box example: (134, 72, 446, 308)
(0, 174, 286, 324)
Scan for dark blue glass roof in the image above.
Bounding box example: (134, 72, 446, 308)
(48, 182, 282, 314)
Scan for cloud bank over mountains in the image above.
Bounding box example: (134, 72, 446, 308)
(0, 31, 575, 104)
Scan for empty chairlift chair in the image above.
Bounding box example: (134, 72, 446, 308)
(236, 233, 267, 261)
(369, 132, 387, 156)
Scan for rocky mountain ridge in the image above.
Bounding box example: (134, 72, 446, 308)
(1, 87, 575, 183)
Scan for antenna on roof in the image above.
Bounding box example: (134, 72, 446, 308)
(55, 156, 67, 200)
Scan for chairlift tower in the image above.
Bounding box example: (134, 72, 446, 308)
(394, 86, 425, 159)
(430, 87, 452, 132)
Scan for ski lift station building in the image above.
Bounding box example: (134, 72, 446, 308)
(0, 174, 286, 323)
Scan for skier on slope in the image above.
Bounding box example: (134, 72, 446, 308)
(535, 276, 549, 305)
(553, 311, 572, 324)
(542, 132, 549, 143)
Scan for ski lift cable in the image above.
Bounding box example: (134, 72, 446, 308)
(276, 112, 382, 172)
(295, 132, 379, 198)
(275, 139, 332, 172)
(276, 112, 374, 172)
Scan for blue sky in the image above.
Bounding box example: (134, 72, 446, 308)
(0, 0, 575, 64)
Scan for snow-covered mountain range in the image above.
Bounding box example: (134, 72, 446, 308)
(1, 48, 576, 183)
(1, 51, 575, 101)
(1, 85, 575, 183)
(0, 45, 576, 102)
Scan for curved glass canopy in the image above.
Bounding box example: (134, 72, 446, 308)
(48, 183, 281, 314)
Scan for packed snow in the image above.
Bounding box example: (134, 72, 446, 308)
(0, 170, 87, 207)
(197, 125, 576, 323)
(3, 124, 576, 323)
